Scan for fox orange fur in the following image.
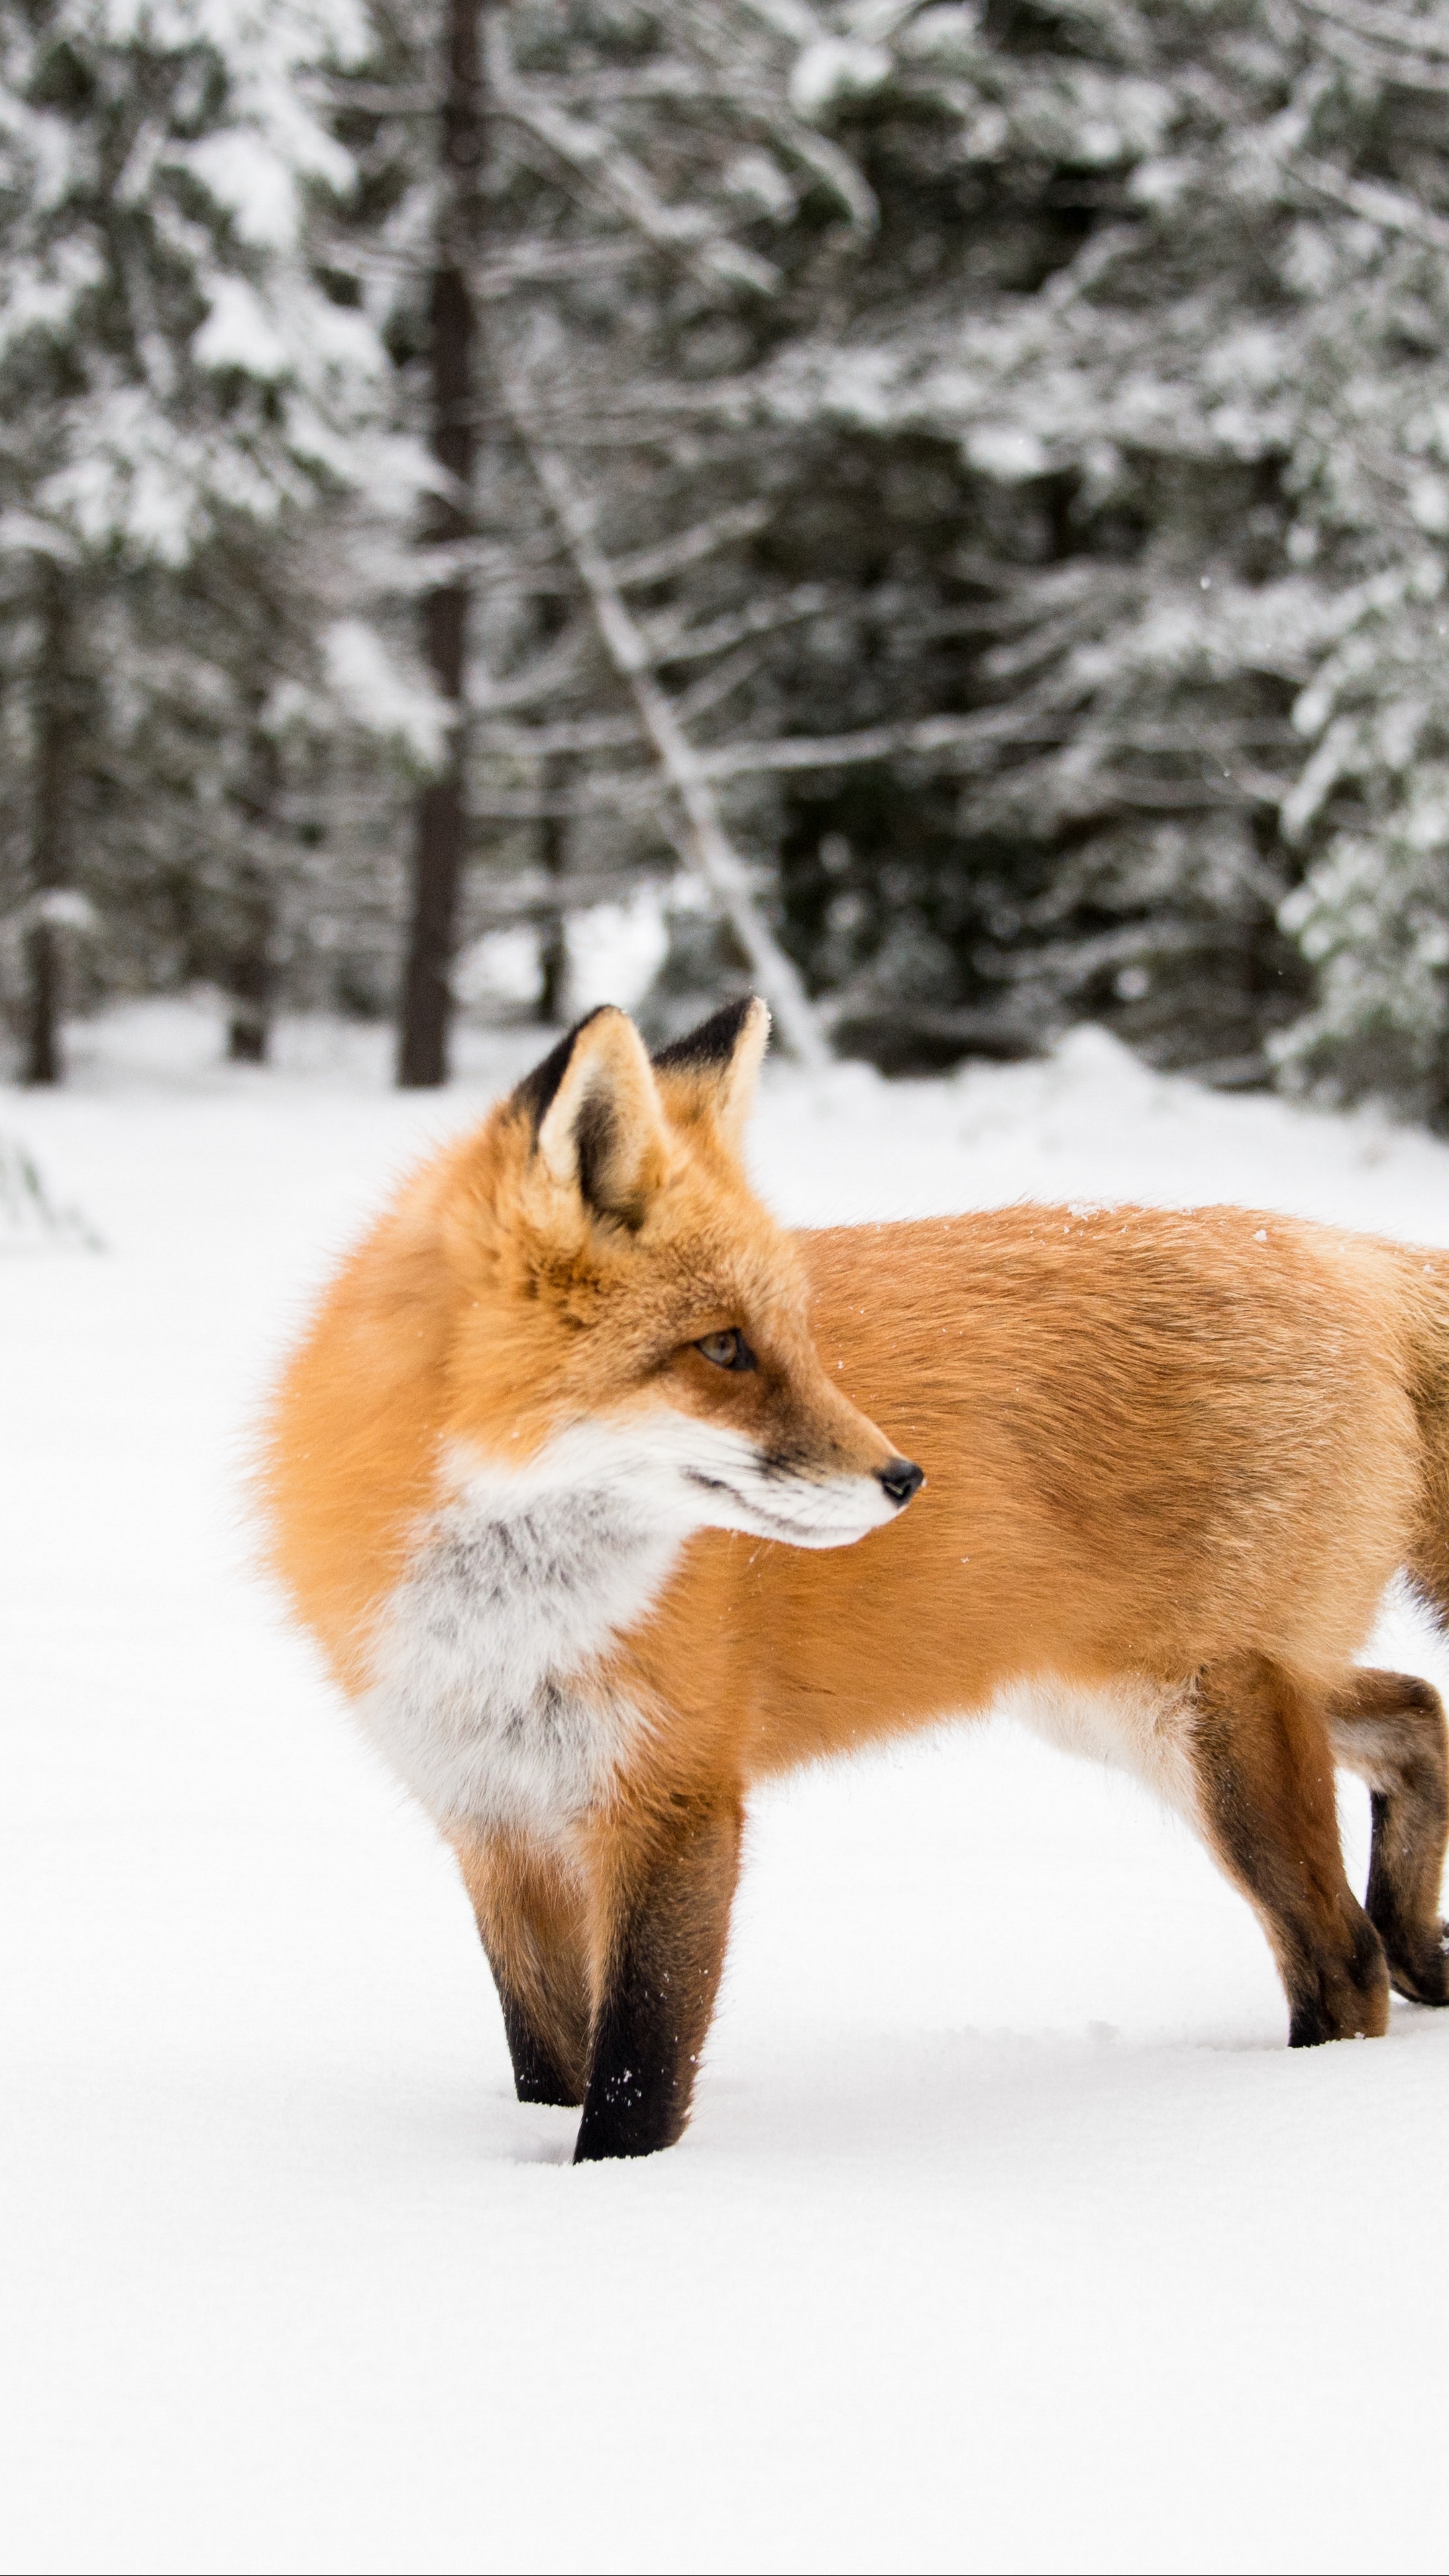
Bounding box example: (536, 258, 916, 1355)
(260, 998, 1449, 2158)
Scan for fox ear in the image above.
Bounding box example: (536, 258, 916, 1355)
(651, 995, 770, 1146)
(513, 1008, 670, 1229)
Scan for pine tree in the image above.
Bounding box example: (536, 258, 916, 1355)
(0, 0, 399, 1075)
(6, 0, 1447, 1110)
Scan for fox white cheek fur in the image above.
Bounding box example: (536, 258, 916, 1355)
(359, 1409, 889, 1835)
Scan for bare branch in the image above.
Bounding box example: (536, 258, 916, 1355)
(769, 115, 878, 233)
(674, 645, 765, 727)
(469, 373, 773, 429)
(666, 1, 878, 229)
(481, 641, 768, 764)
(505, 390, 828, 1068)
(698, 708, 1017, 778)
(473, 239, 647, 299)
(1293, 156, 1449, 251)
(736, 0, 826, 43)
(643, 584, 832, 666)
(1292, 12, 1449, 90)
(692, 712, 1299, 782)
(486, 15, 781, 297)
(471, 627, 588, 712)
(609, 502, 773, 588)
(476, 711, 644, 755)
(312, 78, 440, 114)
(506, 66, 747, 103)
(1293, 0, 1449, 66)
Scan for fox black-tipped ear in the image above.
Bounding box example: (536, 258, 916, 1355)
(651, 996, 769, 1144)
(513, 1008, 669, 1229)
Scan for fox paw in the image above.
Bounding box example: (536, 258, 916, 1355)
(1388, 1923, 1449, 2006)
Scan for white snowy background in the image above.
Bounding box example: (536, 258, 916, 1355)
(3, 1001, 1449, 2576)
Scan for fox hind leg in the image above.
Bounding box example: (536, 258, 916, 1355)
(1188, 1656, 1389, 2045)
(1328, 1668, 1449, 2006)
(453, 1833, 592, 2106)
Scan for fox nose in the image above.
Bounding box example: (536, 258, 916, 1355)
(877, 1456, 924, 1508)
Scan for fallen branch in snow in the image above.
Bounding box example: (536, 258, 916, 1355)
(0, 1135, 102, 1254)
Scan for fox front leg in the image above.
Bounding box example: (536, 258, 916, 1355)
(575, 1792, 743, 2162)
(453, 1831, 591, 2107)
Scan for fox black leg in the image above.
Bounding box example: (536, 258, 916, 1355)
(574, 1793, 743, 2163)
(1189, 1655, 1390, 2044)
(495, 1981, 583, 2106)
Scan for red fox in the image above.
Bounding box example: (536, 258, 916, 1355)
(261, 998, 1449, 2158)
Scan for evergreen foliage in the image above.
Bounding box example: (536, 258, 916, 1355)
(1, 0, 1446, 1110)
(0, 0, 407, 1067)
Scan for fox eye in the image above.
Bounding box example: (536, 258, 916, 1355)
(695, 1328, 757, 1373)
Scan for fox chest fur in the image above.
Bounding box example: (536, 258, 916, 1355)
(358, 1465, 682, 1835)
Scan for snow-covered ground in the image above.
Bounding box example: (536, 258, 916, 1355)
(4, 998, 1449, 2576)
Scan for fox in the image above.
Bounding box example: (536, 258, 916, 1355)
(260, 996, 1449, 2159)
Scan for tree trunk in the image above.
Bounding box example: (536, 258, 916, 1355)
(226, 720, 281, 1064)
(24, 557, 72, 1087)
(537, 758, 570, 1023)
(397, 0, 484, 1089)
(224, 868, 277, 1063)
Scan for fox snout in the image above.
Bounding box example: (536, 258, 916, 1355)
(879, 1456, 924, 1508)
(731, 1377, 924, 1548)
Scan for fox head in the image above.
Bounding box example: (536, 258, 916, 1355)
(435, 998, 922, 1550)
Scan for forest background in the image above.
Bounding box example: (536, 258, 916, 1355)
(3, 0, 1448, 1115)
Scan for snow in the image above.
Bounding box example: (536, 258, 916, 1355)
(193, 274, 290, 380)
(3, 1000, 1449, 2576)
(321, 618, 451, 766)
(455, 888, 671, 1019)
(789, 36, 892, 118)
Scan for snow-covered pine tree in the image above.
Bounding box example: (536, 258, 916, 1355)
(323, 0, 888, 1077)
(0, 0, 405, 1075)
(321, 0, 1449, 1093)
(7, 0, 1445, 1106)
(694, 0, 1449, 1090)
